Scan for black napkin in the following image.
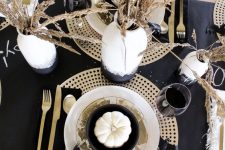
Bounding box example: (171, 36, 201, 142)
(188, 0, 219, 49)
(158, 138, 179, 150)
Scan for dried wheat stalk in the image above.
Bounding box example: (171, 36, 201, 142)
(0, 0, 109, 54)
(0, 1, 20, 28)
(32, 31, 80, 55)
(36, 28, 102, 43)
(202, 45, 225, 62)
(39, 7, 108, 28)
(32, 0, 55, 27)
(117, 0, 171, 35)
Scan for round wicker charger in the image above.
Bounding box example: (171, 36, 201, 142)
(66, 18, 172, 66)
(213, 0, 225, 44)
(61, 68, 179, 145)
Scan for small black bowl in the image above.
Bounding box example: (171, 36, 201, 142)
(86, 104, 139, 150)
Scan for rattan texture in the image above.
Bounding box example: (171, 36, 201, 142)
(0, 19, 10, 31)
(61, 68, 179, 145)
(213, 0, 225, 44)
(66, 18, 171, 66)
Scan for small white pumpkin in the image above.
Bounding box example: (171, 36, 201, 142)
(94, 111, 132, 148)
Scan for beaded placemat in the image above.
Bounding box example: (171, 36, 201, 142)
(61, 68, 179, 145)
(66, 18, 172, 66)
(213, 0, 225, 44)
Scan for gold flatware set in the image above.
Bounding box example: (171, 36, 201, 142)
(168, 0, 186, 43)
(37, 85, 62, 150)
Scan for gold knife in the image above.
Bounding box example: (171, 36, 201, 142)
(168, 0, 175, 43)
(48, 85, 62, 150)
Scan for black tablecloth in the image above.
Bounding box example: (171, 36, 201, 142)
(0, 0, 223, 150)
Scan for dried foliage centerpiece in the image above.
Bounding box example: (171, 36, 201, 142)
(0, 0, 109, 53)
(117, 0, 170, 35)
(0, 0, 108, 73)
(101, 0, 170, 82)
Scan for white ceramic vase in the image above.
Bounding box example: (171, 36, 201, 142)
(17, 30, 57, 74)
(101, 21, 148, 82)
(178, 51, 209, 85)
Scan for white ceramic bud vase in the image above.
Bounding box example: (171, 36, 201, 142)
(17, 30, 57, 74)
(178, 51, 209, 85)
(101, 21, 148, 82)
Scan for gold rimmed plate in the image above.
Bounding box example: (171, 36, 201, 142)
(64, 86, 160, 150)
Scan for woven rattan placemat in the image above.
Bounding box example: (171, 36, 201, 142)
(66, 18, 172, 66)
(0, 19, 9, 31)
(213, 0, 225, 44)
(61, 68, 179, 145)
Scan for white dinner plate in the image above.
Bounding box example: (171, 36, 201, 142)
(86, 0, 165, 35)
(64, 86, 160, 150)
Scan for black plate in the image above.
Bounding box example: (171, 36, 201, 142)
(86, 104, 139, 150)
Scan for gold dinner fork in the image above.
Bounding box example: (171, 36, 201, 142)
(37, 90, 52, 150)
(176, 0, 186, 39)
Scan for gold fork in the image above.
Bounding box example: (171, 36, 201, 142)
(37, 90, 52, 150)
(176, 0, 186, 39)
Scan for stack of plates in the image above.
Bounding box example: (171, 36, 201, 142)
(64, 86, 160, 150)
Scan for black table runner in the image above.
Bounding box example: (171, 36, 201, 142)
(0, 0, 223, 150)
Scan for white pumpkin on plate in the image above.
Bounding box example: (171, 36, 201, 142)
(94, 111, 132, 148)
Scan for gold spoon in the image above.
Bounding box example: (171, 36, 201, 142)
(63, 94, 76, 114)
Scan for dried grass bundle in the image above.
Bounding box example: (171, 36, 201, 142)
(194, 71, 225, 106)
(192, 31, 225, 63)
(117, 0, 171, 35)
(0, 0, 108, 54)
(202, 45, 225, 62)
